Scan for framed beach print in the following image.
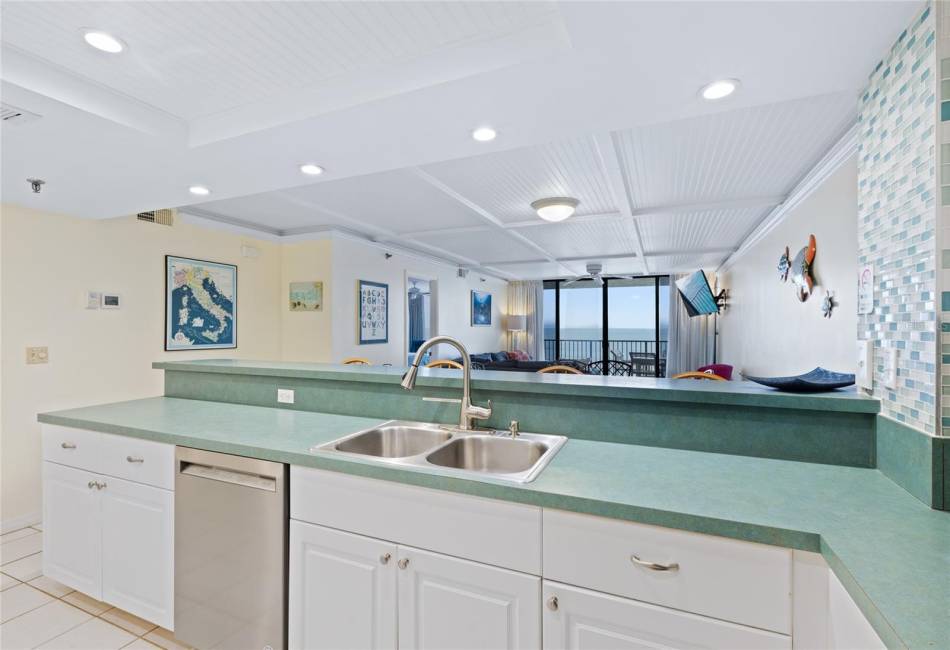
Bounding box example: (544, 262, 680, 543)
(359, 280, 389, 344)
(165, 255, 237, 350)
(289, 281, 323, 311)
(471, 290, 492, 326)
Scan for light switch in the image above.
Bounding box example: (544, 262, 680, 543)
(277, 388, 295, 404)
(884, 348, 899, 390)
(26, 346, 48, 364)
(856, 340, 872, 390)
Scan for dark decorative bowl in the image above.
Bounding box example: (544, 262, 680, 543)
(743, 367, 856, 392)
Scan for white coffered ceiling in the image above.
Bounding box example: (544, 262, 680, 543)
(1, 1, 919, 279)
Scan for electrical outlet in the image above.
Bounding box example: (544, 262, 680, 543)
(26, 346, 49, 364)
(277, 388, 295, 404)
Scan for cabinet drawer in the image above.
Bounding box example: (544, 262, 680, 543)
(42, 425, 101, 469)
(98, 433, 175, 490)
(291, 466, 541, 574)
(543, 509, 791, 634)
(543, 581, 790, 650)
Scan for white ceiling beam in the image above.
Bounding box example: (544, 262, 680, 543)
(269, 190, 512, 280)
(591, 132, 649, 273)
(394, 194, 785, 239)
(2, 46, 187, 140)
(408, 168, 576, 276)
(482, 247, 735, 267)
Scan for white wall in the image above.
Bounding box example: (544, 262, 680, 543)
(330, 236, 507, 365)
(0, 204, 283, 529)
(717, 155, 858, 376)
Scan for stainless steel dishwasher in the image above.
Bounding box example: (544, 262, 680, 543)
(175, 447, 287, 650)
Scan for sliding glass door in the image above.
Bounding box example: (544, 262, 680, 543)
(543, 276, 669, 376)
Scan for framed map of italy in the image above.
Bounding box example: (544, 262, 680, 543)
(165, 255, 237, 350)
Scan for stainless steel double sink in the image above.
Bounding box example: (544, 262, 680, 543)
(312, 420, 567, 483)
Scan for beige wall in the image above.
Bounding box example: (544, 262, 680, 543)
(281, 239, 334, 362)
(0, 204, 283, 529)
(1, 207, 510, 528)
(717, 155, 858, 376)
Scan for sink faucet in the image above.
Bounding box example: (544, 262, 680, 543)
(401, 335, 492, 430)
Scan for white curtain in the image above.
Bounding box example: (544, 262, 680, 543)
(507, 281, 545, 361)
(665, 273, 716, 377)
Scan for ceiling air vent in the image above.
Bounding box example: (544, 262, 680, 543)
(136, 208, 176, 226)
(1, 102, 41, 126)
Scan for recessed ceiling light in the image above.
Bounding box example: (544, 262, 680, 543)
(188, 185, 211, 196)
(531, 197, 579, 222)
(300, 163, 324, 176)
(472, 126, 497, 142)
(82, 30, 125, 54)
(700, 79, 739, 100)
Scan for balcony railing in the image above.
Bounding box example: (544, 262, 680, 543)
(544, 338, 668, 377)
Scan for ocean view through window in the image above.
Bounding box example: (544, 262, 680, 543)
(543, 276, 669, 376)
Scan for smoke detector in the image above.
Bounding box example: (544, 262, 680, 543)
(27, 178, 45, 193)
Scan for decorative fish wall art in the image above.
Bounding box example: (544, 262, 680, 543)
(777, 246, 791, 281)
(790, 234, 817, 302)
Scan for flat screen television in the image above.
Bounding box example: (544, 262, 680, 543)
(676, 270, 719, 317)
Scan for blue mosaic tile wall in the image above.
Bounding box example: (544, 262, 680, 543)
(939, 0, 950, 436)
(858, 2, 937, 434)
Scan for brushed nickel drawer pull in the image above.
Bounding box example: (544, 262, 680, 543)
(126, 456, 144, 463)
(630, 554, 679, 572)
(61, 442, 77, 449)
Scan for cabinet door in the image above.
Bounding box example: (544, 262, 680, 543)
(289, 520, 397, 650)
(398, 545, 540, 650)
(42, 461, 101, 598)
(100, 475, 174, 630)
(543, 581, 790, 650)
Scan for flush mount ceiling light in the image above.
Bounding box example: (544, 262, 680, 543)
(531, 197, 579, 222)
(472, 126, 497, 142)
(700, 79, 739, 100)
(82, 30, 126, 54)
(299, 163, 324, 176)
(188, 185, 211, 196)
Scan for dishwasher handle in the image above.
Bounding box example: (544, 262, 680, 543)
(179, 460, 278, 491)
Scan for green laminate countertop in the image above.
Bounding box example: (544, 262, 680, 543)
(153, 359, 881, 414)
(39, 397, 944, 649)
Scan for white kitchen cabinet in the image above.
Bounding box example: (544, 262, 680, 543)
(398, 546, 540, 650)
(100, 474, 174, 630)
(288, 520, 540, 650)
(289, 521, 397, 650)
(42, 462, 101, 597)
(542, 581, 791, 650)
(41, 424, 175, 631)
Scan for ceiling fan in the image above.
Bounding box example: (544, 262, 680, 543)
(562, 262, 637, 287)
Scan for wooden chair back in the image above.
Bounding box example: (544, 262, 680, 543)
(672, 371, 727, 381)
(425, 359, 463, 369)
(538, 364, 584, 375)
(342, 357, 371, 365)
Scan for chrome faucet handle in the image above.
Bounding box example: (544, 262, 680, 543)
(508, 420, 520, 438)
(466, 399, 492, 422)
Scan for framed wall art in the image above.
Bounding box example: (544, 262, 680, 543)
(165, 255, 237, 350)
(471, 290, 492, 326)
(359, 280, 389, 344)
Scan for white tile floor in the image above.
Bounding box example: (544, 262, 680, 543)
(1, 526, 193, 649)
